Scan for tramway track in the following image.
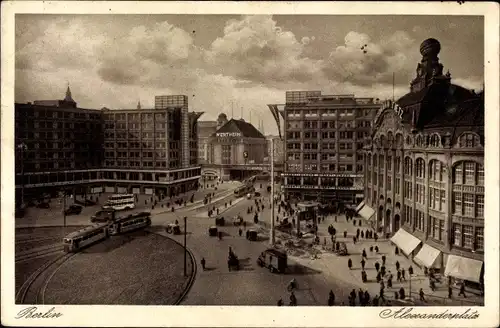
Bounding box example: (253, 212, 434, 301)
(15, 244, 63, 263)
(16, 253, 76, 304)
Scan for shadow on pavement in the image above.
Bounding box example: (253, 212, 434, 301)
(286, 263, 322, 275)
(82, 230, 148, 254)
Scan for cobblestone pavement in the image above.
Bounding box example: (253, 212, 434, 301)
(150, 185, 360, 306)
(294, 213, 484, 306)
(44, 230, 192, 305)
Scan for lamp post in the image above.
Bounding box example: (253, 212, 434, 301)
(17, 142, 28, 209)
(270, 138, 275, 245)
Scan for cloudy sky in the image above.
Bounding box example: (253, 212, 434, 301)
(15, 14, 484, 134)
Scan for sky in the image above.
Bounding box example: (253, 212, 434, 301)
(15, 14, 484, 135)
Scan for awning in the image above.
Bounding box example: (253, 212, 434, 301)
(414, 244, 441, 268)
(355, 201, 365, 213)
(444, 255, 483, 283)
(358, 203, 375, 221)
(390, 229, 422, 255)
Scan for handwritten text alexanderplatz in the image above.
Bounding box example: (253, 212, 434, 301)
(380, 307, 480, 320)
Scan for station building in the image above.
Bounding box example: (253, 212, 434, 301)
(275, 91, 380, 204)
(359, 38, 484, 288)
(15, 89, 202, 205)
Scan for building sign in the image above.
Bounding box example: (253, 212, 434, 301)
(216, 132, 241, 137)
(383, 100, 404, 119)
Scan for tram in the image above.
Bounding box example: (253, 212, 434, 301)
(234, 185, 255, 197)
(63, 223, 109, 253)
(107, 211, 151, 235)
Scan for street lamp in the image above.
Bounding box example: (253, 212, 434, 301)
(17, 142, 28, 209)
(269, 138, 275, 245)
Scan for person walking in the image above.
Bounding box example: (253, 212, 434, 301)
(289, 291, 297, 306)
(408, 265, 414, 275)
(362, 249, 367, 259)
(375, 261, 380, 272)
(356, 228, 360, 239)
(201, 257, 206, 271)
(376, 271, 381, 283)
(328, 290, 335, 306)
(387, 274, 393, 288)
(458, 282, 467, 298)
(375, 245, 379, 253)
(352, 236, 357, 244)
(360, 258, 366, 270)
(277, 298, 284, 306)
(381, 255, 386, 266)
(361, 270, 367, 283)
(344, 230, 347, 238)
(399, 287, 406, 300)
(348, 258, 353, 270)
(401, 268, 406, 281)
(238, 228, 243, 237)
(397, 269, 401, 282)
(395, 245, 399, 255)
(380, 265, 386, 277)
(360, 230, 364, 239)
(395, 260, 400, 271)
(364, 290, 370, 305)
(419, 288, 425, 302)
(448, 285, 453, 299)
(358, 288, 364, 306)
(374, 233, 378, 242)
(370, 245, 374, 252)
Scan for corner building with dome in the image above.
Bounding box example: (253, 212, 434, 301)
(358, 38, 484, 290)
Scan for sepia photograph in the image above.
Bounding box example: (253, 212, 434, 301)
(2, 1, 499, 327)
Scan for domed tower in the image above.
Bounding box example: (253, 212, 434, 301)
(410, 38, 450, 93)
(217, 113, 228, 129)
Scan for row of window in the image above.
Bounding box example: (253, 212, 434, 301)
(20, 109, 100, 120)
(104, 151, 169, 159)
(452, 224, 483, 250)
(287, 163, 358, 173)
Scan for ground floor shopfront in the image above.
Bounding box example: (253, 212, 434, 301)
(284, 188, 364, 205)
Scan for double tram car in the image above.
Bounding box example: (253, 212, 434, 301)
(63, 223, 109, 253)
(108, 211, 151, 235)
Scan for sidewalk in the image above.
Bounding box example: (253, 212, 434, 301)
(288, 213, 483, 306)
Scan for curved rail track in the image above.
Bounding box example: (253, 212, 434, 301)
(16, 253, 76, 304)
(15, 244, 63, 263)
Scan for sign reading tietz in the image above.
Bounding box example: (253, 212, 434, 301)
(383, 100, 404, 119)
(216, 132, 241, 137)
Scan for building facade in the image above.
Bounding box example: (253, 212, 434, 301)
(281, 91, 380, 204)
(202, 118, 267, 181)
(265, 135, 285, 164)
(15, 89, 202, 205)
(197, 120, 218, 164)
(360, 38, 484, 287)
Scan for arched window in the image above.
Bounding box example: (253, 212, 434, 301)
(459, 133, 480, 148)
(368, 153, 372, 166)
(430, 134, 440, 147)
(404, 157, 413, 176)
(428, 160, 446, 214)
(380, 135, 386, 148)
(379, 154, 384, 169)
(396, 133, 404, 148)
(406, 136, 412, 146)
(374, 154, 378, 167)
(416, 135, 423, 147)
(395, 157, 401, 174)
(429, 160, 444, 182)
(415, 158, 425, 178)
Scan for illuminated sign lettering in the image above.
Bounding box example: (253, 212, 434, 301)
(383, 100, 404, 119)
(216, 132, 241, 137)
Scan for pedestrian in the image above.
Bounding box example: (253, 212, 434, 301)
(364, 290, 370, 305)
(335, 241, 340, 251)
(387, 275, 393, 288)
(361, 231, 364, 239)
(379, 286, 385, 301)
(448, 285, 453, 299)
(344, 230, 347, 238)
(382, 255, 386, 266)
(375, 245, 379, 253)
(395, 245, 399, 255)
(381, 265, 386, 277)
(397, 269, 401, 282)
(239, 228, 243, 237)
(375, 261, 380, 272)
(356, 228, 360, 239)
(289, 291, 297, 306)
(350, 289, 357, 306)
(458, 282, 467, 298)
(361, 270, 367, 283)
(408, 265, 414, 275)
(376, 271, 381, 283)
(399, 287, 406, 300)
(374, 233, 378, 242)
(401, 268, 406, 281)
(328, 290, 335, 306)
(395, 260, 400, 271)
(361, 258, 366, 270)
(335, 215, 338, 222)
(394, 291, 399, 299)
(358, 288, 364, 305)
(370, 245, 374, 252)
(352, 236, 357, 244)
(419, 288, 425, 302)
(277, 298, 284, 306)
(362, 249, 367, 259)
(332, 227, 336, 236)
(348, 258, 353, 270)
(225, 202, 227, 208)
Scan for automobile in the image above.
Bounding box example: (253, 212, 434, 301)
(64, 204, 83, 216)
(36, 202, 50, 209)
(254, 191, 261, 197)
(215, 217, 225, 226)
(257, 248, 288, 273)
(165, 223, 181, 235)
(90, 209, 115, 223)
(208, 226, 218, 237)
(246, 229, 258, 241)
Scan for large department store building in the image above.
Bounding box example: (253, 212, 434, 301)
(358, 38, 484, 287)
(15, 89, 202, 205)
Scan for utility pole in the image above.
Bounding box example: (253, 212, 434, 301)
(184, 216, 187, 277)
(270, 138, 275, 245)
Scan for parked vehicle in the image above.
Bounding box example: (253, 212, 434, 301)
(91, 209, 115, 223)
(254, 191, 261, 197)
(208, 226, 218, 237)
(257, 248, 288, 274)
(64, 204, 83, 216)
